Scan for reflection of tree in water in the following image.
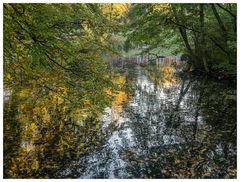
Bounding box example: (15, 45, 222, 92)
(122, 67, 236, 178)
(167, 75, 193, 128)
(16, 67, 236, 179)
(4, 91, 106, 178)
(4, 93, 23, 178)
(63, 67, 236, 179)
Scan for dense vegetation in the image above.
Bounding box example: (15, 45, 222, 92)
(125, 4, 236, 77)
(3, 3, 128, 178)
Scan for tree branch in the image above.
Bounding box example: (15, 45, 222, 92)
(217, 3, 236, 18)
(169, 19, 229, 55)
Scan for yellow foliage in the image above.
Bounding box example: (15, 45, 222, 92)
(161, 66, 174, 75)
(42, 108, 50, 123)
(29, 123, 37, 131)
(4, 4, 15, 13)
(5, 73, 12, 80)
(31, 160, 39, 170)
(83, 99, 91, 107)
(33, 107, 41, 114)
(71, 108, 88, 122)
(49, 92, 64, 105)
(105, 72, 127, 96)
(105, 88, 112, 95)
(19, 114, 29, 123)
(114, 76, 126, 85)
(32, 106, 50, 123)
(102, 3, 129, 20)
(24, 13, 32, 21)
(160, 66, 177, 85)
(104, 71, 131, 116)
(112, 91, 129, 114)
(18, 89, 30, 98)
(153, 4, 171, 14)
(112, 91, 128, 106)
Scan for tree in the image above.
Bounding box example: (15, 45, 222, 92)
(4, 3, 119, 178)
(125, 3, 237, 76)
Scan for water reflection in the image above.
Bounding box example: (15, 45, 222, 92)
(67, 66, 236, 179)
(4, 66, 236, 178)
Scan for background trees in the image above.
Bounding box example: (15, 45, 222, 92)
(125, 3, 237, 76)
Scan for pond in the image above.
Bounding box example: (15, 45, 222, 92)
(4, 65, 236, 179)
(59, 66, 237, 178)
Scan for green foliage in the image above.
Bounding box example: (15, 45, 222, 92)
(125, 3, 237, 75)
(3, 3, 121, 178)
(124, 4, 183, 55)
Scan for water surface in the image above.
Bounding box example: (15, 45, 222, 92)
(60, 66, 236, 178)
(4, 66, 236, 178)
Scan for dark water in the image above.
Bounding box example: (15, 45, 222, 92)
(4, 66, 236, 178)
(59, 66, 237, 178)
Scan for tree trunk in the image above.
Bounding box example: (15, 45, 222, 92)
(171, 5, 198, 68)
(217, 3, 236, 33)
(200, 4, 209, 73)
(193, 31, 199, 55)
(211, 4, 227, 34)
(211, 4, 235, 65)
